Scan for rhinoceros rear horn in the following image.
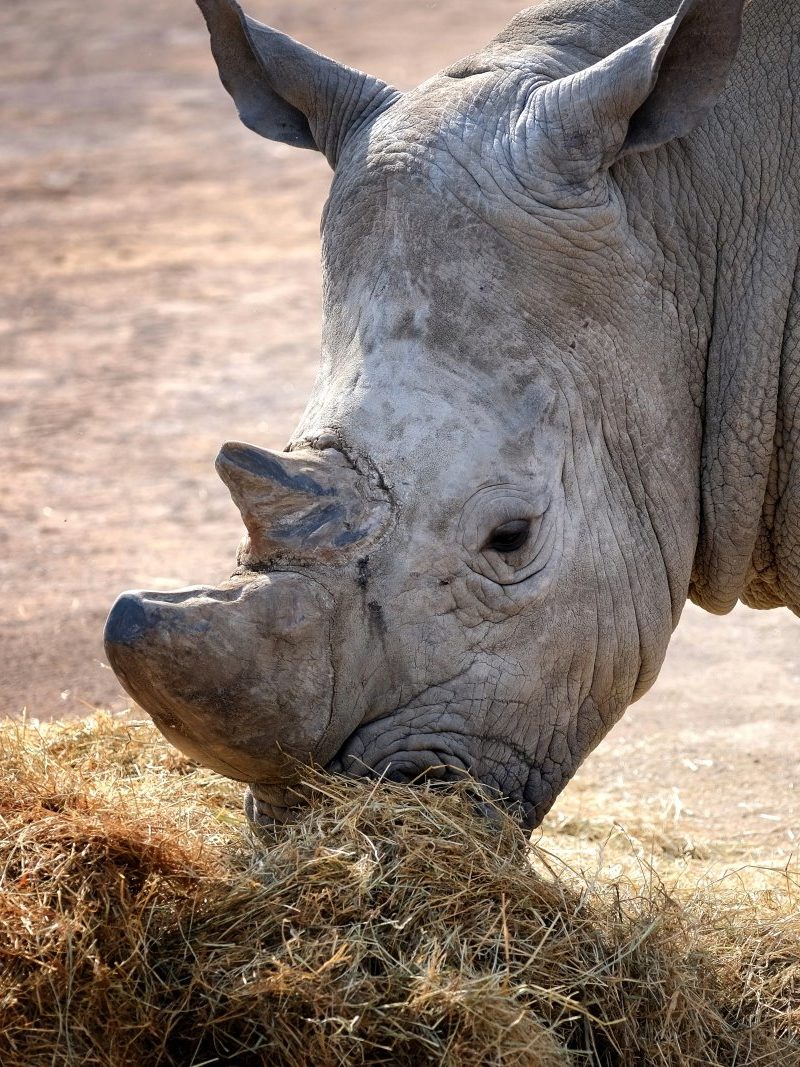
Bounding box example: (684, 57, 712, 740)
(197, 0, 400, 167)
(216, 442, 391, 564)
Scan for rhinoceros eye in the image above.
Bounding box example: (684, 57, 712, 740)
(484, 519, 530, 554)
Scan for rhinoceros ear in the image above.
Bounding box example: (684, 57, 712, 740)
(197, 0, 399, 167)
(518, 0, 744, 188)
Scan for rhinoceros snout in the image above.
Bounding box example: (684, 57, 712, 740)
(104, 574, 336, 785)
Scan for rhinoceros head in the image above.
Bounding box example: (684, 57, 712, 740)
(106, 0, 745, 826)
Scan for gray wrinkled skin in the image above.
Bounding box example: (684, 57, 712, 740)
(105, 0, 799, 828)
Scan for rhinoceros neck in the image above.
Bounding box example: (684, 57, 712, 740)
(616, 0, 800, 616)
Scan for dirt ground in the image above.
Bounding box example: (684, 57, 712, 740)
(2, 0, 798, 857)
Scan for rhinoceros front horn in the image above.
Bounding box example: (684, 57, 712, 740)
(215, 441, 391, 563)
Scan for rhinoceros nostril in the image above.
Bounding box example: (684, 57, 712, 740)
(104, 593, 149, 647)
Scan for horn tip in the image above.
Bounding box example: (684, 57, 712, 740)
(216, 440, 249, 469)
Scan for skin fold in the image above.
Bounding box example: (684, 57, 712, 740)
(104, 0, 799, 828)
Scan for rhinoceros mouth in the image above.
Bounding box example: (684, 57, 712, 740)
(322, 713, 554, 828)
(241, 712, 552, 829)
(244, 758, 542, 830)
(244, 782, 311, 827)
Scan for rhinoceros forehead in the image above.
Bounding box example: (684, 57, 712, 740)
(324, 70, 521, 233)
(322, 147, 523, 323)
(359, 73, 504, 166)
(315, 180, 565, 451)
(323, 147, 469, 256)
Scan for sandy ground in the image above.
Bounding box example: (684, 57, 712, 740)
(2, 0, 798, 856)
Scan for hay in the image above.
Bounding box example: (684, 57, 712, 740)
(0, 714, 797, 1066)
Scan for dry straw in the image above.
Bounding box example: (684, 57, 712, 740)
(0, 714, 797, 1066)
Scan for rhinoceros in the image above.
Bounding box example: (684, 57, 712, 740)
(104, 0, 799, 827)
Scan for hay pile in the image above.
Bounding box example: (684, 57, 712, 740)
(0, 715, 798, 1066)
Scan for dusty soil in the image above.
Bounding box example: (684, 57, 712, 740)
(2, 0, 798, 856)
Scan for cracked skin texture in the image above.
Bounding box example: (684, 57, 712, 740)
(109, 0, 799, 828)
